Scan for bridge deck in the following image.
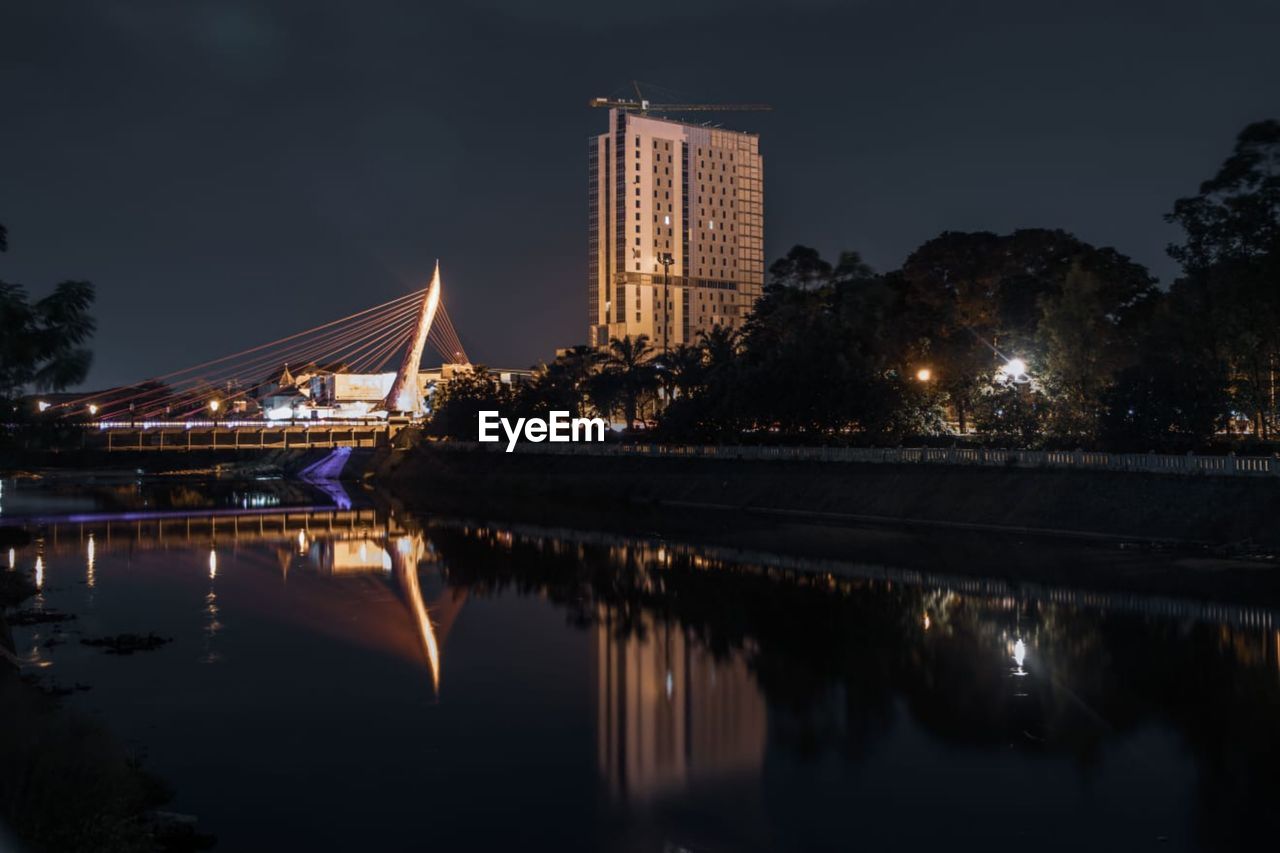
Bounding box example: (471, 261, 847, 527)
(97, 424, 399, 451)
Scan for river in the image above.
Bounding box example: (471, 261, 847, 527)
(1, 474, 1278, 851)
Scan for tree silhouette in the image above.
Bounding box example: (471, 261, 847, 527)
(598, 335, 657, 429)
(1167, 119, 1280, 438)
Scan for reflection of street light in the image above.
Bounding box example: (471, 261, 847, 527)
(915, 367, 932, 382)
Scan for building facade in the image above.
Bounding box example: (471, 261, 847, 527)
(589, 108, 764, 350)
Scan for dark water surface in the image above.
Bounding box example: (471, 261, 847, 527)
(2, 476, 1279, 851)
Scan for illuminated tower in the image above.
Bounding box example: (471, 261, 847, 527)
(383, 262, 442, 415)
(588, 109, 764, 349)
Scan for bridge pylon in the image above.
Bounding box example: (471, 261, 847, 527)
(382, 261, 442, 416)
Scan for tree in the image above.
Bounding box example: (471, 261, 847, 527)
(0, 280, 97, 399)
(899, 229, 1156, 435)
(596, 336, 657, 429)
(768, 245, 833, 290)
(1038, 263, 1140, 443)
(1101, 274, 1229, 449)
(427, 366, 511, 439)
(1167, 119, 1280, 272)
(515, 345, 600, 420)
(663, 343, 705, 398)
(1166, 119, 1280, 438)
(831, 249, 876, 289)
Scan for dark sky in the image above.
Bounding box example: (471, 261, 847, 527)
(3, 0, 1277, 389)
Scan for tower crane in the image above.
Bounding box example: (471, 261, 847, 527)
(588, 81, 771, 114)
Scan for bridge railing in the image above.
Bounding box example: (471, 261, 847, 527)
(98, 422, 394, 451)
(436, 440, 1280, 477)
(96, 419, 389, 429)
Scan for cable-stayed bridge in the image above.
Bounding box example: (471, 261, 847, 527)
(50, 264, 471, 451)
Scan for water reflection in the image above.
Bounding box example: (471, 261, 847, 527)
(427, 519, 1280, 848)
(5, 495, 1280, 848)
(11, 505, 451, 693)
(595, 607, 766, 801)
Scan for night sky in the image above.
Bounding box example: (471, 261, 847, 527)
(3, 1, 1277, 389)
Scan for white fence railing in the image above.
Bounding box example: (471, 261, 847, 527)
(438, 441, 1280, 477)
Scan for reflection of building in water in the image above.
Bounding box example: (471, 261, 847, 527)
(315, 539, 392, 574)
(594, 606, 766, 801)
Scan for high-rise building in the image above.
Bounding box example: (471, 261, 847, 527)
(588, 108, 764, 350)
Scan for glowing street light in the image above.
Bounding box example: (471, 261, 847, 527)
(37, 400, 50, 412)
(209, 399, 220, 414)
(87, 404, 98, 416)
(915, 367, 932, 382)
(996, 357, 1030, 384)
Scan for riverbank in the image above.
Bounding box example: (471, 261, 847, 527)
(374, 444, 1280, 604)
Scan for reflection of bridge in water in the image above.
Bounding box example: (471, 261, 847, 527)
(18, 506, 464, 692)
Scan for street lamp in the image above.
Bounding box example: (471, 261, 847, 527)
(996, 357, 1030, 385)
(36, 400, 50, 412)
(209, 399, 220, 424)
(915, 368, 932, 382)
(87, 404, 98, 416)
(657, 252, 674, 358)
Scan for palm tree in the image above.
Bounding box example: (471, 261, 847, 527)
(698, 325, 739, 382)
(601, 335, 657, 429)
(664, 343, 705, 398)
(553, 345, 601, 415)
